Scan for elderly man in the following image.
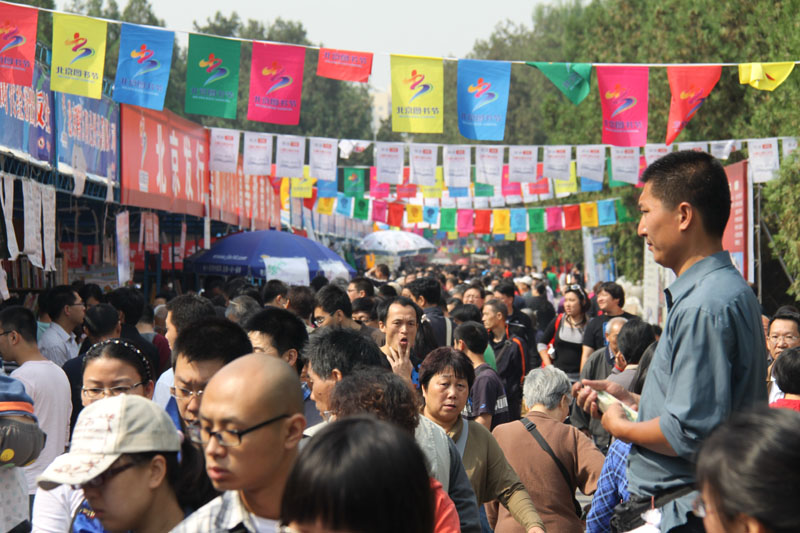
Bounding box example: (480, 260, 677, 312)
(580, 282, 636, 371)
(172, 355, 306, 532)
(766, 310, 800, 403)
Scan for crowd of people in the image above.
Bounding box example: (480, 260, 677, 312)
(0, 150, 798, 533)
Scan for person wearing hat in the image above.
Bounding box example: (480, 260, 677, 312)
(37, 395, 204, 533)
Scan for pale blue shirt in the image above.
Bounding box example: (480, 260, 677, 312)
(37, 322, 79, 367)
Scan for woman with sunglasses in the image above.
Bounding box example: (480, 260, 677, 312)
(538, 285, 591, 381)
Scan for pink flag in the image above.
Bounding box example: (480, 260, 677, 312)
(248, 43, 305, 125)
(501, 165, 521, 196)
(372, 200, 388, 223)
(370, 168, 391, 199)
(546, 206, 563, 232)
(597, 66, 649, 147)
(457, 209, 474, 233)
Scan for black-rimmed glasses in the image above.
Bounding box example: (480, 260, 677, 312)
(190, 413, 290, 447)
(72, 461, 138, 490)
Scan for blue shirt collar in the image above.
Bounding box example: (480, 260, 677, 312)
(665, 251, 733, 310)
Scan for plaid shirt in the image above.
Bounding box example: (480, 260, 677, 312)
(171, 490, 259, 533)
(585, 440, 631, 533)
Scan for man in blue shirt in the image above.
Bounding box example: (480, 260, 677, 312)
(576, 151, 767, 532)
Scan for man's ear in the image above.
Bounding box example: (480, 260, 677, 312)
(677, 201, 694, 232)
(379, 321, 386, 333)
(281, 348, 298, 368)
(331, 368, 343, 383)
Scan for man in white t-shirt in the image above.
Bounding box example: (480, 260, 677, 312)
(37, 285, 84, 366)
(0, 306, 72, 498)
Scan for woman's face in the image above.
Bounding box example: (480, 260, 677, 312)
(698, 485, 752, 533)
(82, 356, 151, 407)
(563, 292, 583, 318)
(422, 368, 469, 426)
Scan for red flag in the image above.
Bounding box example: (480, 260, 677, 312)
(474, 210, 492, 234)
(397, 184, 417, 198)
(563, 205, 582, 230)
(0, 3, 38, 85)
(316, 48, 373, 83)
(665, 66, 721, 145)
(303, 186, 318, 211)
(387, 202, 405, 227)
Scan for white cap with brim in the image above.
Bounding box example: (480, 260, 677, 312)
(37, 395, 180, 490)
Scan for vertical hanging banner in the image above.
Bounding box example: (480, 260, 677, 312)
(316, 48, 373, 83)
(554, 162, 579, 197)
(0, 63, 55, 164)
(443, 145, 471, 188)
(113, 23, 174, 110)
(563, 205, 582, 230)
(473, 210, 491, 234)
(248, 42, 305, 125)
(783, 137, 798, 160)
(509, 208, 527, 233)
(580, 202, 599, 227)
(409, 143, 437, 186)
(308, 137, 337, 181)
(55, 92, 119, 183)
(275, 135, 305, 178)
(41, 184, 56, 271)
(597, 66, 649, 147)
(116, 210, 131, 285)
(528, 62, 593, 105)
(508, 146, 538, 182)
(343, 167, 366, 198)
(375, 142, 405, 184)
(597, 199, 617, 226)
(423, 205, 439, 226)
(456, 59, 511, 141)
(185, 34, 240, 119)
(677, 141, 709, 153)
(406, 204, 422, 224)
(475, 146, 504, 185)
(543, 145, 571, 181)
(576, 145, 605, 182)
(644, 144, 672, 166)
(353, 198, 370, 220)
(722, 161, 751, 281)
(22, 179, 42, 268)
(610, 146, 641, 184)
(709, 140, 738, 161)
(665, 66, 721, 145)
(371, 200, 388, 223)
(369, 168, 390, 199)
(390, 55, 443, 133)
(387, 202, 405, 227)
(242, 132, 273, 175)
(0, 3, 38, 86)
(748, 138, 780, 183)
(528, 208, 546, 233)
(457, 209, 474, 233)
(493, 210, 510, 234)
(51, 13, 107, 99)
(317, 178, 337, 198)
(545, 206, 563, 232)
(209, 128, 240, 173)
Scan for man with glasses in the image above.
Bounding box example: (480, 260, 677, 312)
(766, 310, 800, 403)
(38, 285, 85, 366)
(0, 306, 71, 501)
(171, 317, 252, 425)
(172, 354, 306, 533)
(312, 284, 383, 346)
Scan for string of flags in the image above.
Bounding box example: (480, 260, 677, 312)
(1, 1, 798, 145)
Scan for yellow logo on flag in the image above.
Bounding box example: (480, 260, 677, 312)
(580, 202, 599, 227)
(493, 209, 510, 234)
(317, 197, 335, 215)
(739, 62, 795, 91)
(407, 204, 423, 223)
(51, 13, 108, 99)
(391, 55, 444, 133)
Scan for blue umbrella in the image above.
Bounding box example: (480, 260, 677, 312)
(184, 230, 354, 280)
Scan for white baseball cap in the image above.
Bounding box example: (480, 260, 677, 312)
(37, 395, 180, 490)
(514, 276, 533, 287)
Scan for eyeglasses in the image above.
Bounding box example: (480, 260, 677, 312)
(190, 413, 290, 447)
(691, 494, 707, 518)
(70, 301, 86, 308)
(312, 315, 327, 327)
(81, 382, 146, 399)
(72, 461, 138, 490)
(170, 386, 205, 402)
(768, 334, 799, 344)
(0, 330, 13, 338)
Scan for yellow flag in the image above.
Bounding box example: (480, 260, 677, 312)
(421, 167, 444, 198)
(554, 161, 579, 195)
(290, 177, 315, 198)
(504, 233, 515, 241)
(446, 231, 458, 240)
(407, 204, 423, 224)
(51, 14, 108, 99)
(279, 178, 290, 209)
(493, 209, 510, 234)
(317, 197, 335, 215)
(580, 202, 599, 227)
(391, 55, 444, 133)
(739, 62, 795, 91)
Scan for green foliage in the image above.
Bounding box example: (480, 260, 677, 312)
(763, 154, 800, 298)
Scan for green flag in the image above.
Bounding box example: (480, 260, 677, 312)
(528, 208, 546, 233)
(615, 198, 637, 222)
(185, 34, 241, 119)
(607, 157, 633, 188)
(423, 229, 434, 239)
(343, 168, 366, 198)
(440, 208, 456, 232)
(353, 198, 369, 220)
(474, 182, 494, 197)
(527, 62, 592, 105)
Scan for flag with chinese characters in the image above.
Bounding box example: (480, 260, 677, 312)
(528, 208, 546, 233)
(391, 55, 443, 133)
(665, 66, 721, 145)
(528, 62, 592, 105)
(457, 59, 511, 141)
(317, 48, 373, 83)
(248, 43, 305, 125)
(185, 34, 241, 119)
(597, 66, 649, 147)
(113, 24, 174, 110)
(580, 202, 599, 227)
(51, 13, 108, 98)
(0, 3, 38, 86)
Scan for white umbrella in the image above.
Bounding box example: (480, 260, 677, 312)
(357, 230, 436, 257)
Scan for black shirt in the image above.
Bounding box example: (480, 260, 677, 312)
(582, 311, 637, 350)
(464, 364, 511, 430)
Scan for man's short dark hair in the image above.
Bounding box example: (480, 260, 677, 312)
(0, 306, 37, 343)
(316, 284, 352, 318)
(768, 311, 800, 335)
(376, 296, 422, 324)
(533, 281, 548, 297)
(773, 346, 800, 395)
(493, 280, 516, 298)
(640, 150, 731, 238)
(375, 264, 390, 278)
(165, 294, 216, 334)
(418, 347, 475, 391)
(78, 283, 104, 305)
(306, 327, 389, 379)
(454, 321, 489, 355)
(617, 319, 656, 365)
(139, 304, 154, 325)
(83, 304, 120, 338)
(287, 286, 316, 321)
(599, 281, 625, 308)
(262, 280, 289, 305)
(351, 297, 377, 320)
(378, 284, 397, 298)
(172, 317, 252, 369)
(349, 277, 374, 298)
(244, 307, 309, 369)
(484, 298, 508, 320)
(450, 304, 481, 325)
(405, 277, 442, 307)
(106, 287, 146, 325)
(46, 285, 78, 321)
(465, 283, 485, 298)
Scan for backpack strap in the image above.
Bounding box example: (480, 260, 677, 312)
(510, 336, 526, 384)
(549, 313, 564, 347)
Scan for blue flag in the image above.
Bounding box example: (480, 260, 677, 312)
(448, 187, 469, 198)
(336, 193, 353, 217)
(423, 206, 439, 225)
(113, 23, 174, 110)
(457, 59, 511, 141)
(580, 177, 603, 192)
(317, 179, 337, 198)
(597, 199, 617, 226)
(510, 209, 528, 233)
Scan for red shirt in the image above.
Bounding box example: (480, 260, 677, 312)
(431, 478, 461, 533)
(770, 398, 800, 412)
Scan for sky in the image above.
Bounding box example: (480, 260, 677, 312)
(58, 0, 551, 92)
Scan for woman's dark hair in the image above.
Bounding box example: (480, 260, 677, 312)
(83, 304, 120, 338)
(696, 408, 800, 533)
(418, 346, 475, 391)
(564, 285, 591, 313)
(330, 367, 419, 435)
(83, 338, 154, 384)
(617, 319, 656, 365)
(773, 346, 800, 395)
(631, 342, 657, 395)
(281, 416, 434, 533)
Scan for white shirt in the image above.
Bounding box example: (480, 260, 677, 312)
(32, 483, 84, 533)
(0, 468, 28, 531)
(38, 323, 79, 367)
(11, 360, 72, 495)
(251, 515, 279, 532)
(769, 375, 784, 404)
(153, 367, 174, 409)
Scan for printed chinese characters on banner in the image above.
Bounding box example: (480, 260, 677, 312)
(248, 43, 305, 125)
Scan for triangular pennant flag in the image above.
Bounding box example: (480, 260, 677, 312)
(597, 199, 617, 226)
(739, 62, 795, 91)
(474, 210, 492, 234)
(528, 62, 593, 105)
(563, 205, 582, 230)
(407, 204, 423, 224)
(440, 208, 457, 232)
(580, 202, 599, 227)
(387, 202, 405, 227)
(665, 66, 721, 145)
(353, 198, 370, 220)
(528, 208, 546, 233)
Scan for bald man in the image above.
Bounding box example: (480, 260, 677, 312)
(173, 354, 306, 532)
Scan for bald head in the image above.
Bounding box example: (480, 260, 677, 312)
(606, 317, 628, 355)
